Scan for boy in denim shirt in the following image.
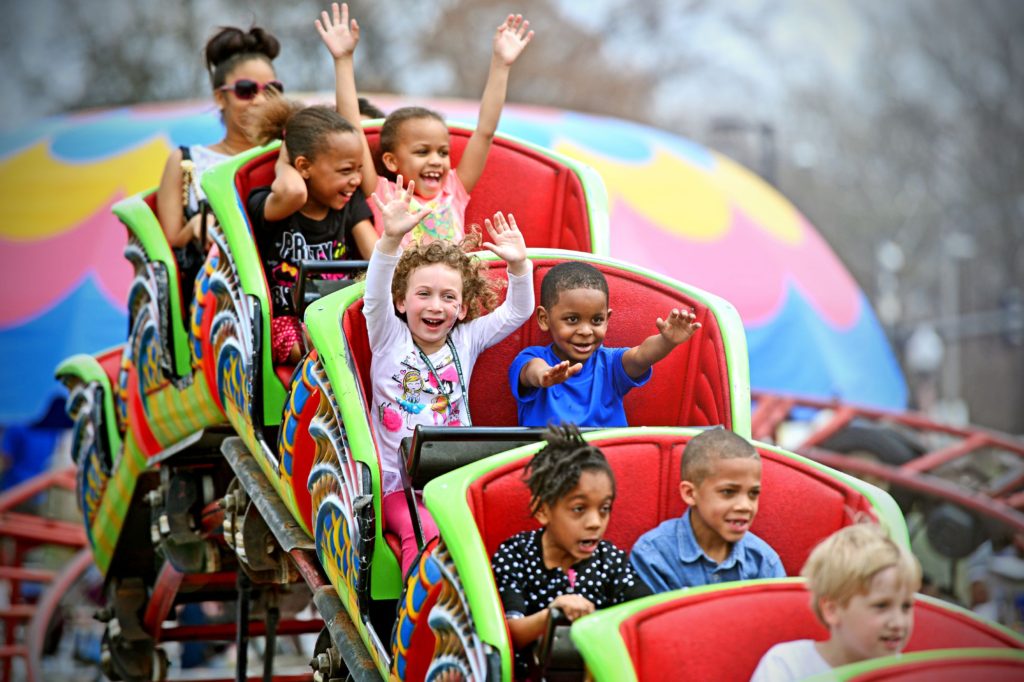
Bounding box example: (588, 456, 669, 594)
(630, 429, 785, 592)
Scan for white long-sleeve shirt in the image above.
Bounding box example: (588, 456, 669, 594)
(363, 247, 534, 494)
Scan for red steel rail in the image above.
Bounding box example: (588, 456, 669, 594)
(0, 467, 85, 682)
(751, 390, 1024, 534)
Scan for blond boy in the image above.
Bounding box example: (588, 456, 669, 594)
(750, 523, 922, 681)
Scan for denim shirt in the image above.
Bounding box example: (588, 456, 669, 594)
(629, 508, 786, 593)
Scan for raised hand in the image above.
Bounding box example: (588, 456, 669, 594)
(372, 176, 431, 242)
(540, 360, 583, 388)
(493, 14, 534, 66)
(315, 2, 359, 60)
(482, 212, 527, 271)
(656, 309, 701, 346)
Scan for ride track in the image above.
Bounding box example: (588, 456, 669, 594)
(2, 112, 1022, 681)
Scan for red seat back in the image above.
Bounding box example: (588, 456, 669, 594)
(617, 581, 1022, 682)
(466, 432, 877, 574)
(470, 259, 733, 430)
(340, 256, 736, 439)
(364, 127, 592, 252)
(233, 149, 278, 230)
(142, 191, 160, 220)
(96, 346, 125, 388)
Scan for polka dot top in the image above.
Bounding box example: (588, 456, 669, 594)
(492, 529, 652, 675)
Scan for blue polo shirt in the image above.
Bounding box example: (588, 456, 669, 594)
(509, 345, 651, 427)
(629, 508, 786, 593)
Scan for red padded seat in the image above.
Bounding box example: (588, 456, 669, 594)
(274, 364, 297, 387)
(465, 432, 878, 574)
(363, 127, 592, 252)
(341, 257, 735, 440)
(236, 131, 593, 250)
(233, 150, 278, 225)
(617, 581, 1022, 682)
(96, 346, 125, 388)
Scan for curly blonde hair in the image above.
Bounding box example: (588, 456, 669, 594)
(391, 231, 503, 321)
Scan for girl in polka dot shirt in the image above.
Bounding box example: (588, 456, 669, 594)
(491, 424, 651, 675)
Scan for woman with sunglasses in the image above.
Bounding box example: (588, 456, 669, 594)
(156, 25, 282, 290)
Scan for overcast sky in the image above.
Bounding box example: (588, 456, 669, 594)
(0, 0, 872, 129)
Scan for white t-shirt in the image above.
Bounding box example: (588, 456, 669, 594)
(750, 640, 834, 682)
(364, 247, 533, 494)
(186, 144, 229, 212)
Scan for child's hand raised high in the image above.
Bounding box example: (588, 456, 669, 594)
(493, 14, 534, 66)
(315, 2, 359, 60)
(656, 308, 701, 346)
(372, 176, 431, 254)
(482, 212, 529, 276)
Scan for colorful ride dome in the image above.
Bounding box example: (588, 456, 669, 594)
(0, 97, 906, 424)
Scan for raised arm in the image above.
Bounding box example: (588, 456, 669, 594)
(481, 212, 529, 276)
(316, 2, 380, 194)
(372, 177, 432, 255)
(262, 143, 308, 222)
(455, 14, 533, 193)
(621, 309, 701, 379)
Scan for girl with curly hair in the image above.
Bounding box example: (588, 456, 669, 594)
(367, 178, 533, 575)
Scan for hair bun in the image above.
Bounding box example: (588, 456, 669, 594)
(243, 27, 281, 60)
(205, 25, 280, 73)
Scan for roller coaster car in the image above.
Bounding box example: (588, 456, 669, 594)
(280, 251, 751, 678)
(416, 428, 907, 681)
(569, 579, 1024, 682)
(52, 124, 755, 680)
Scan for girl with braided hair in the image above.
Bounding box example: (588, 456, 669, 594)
(491, 424, 651, 676)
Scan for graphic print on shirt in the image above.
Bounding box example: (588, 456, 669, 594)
(269, 230, 349, 311)
(377, 350, 463, 434)
(407, 194, 459, 243)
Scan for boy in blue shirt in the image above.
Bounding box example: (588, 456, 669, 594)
(629, 428, 785, 592)
(509, 261, 700, 427)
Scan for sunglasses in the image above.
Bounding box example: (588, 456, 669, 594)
(217, 79, 284, 100)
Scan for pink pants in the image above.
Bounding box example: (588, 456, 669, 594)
(382, 490, 439, 577)
(271, 316, 302, 364)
